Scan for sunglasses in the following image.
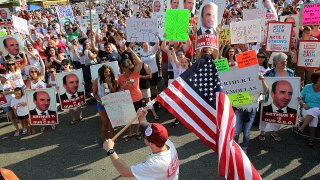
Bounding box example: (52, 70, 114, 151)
(257, 56, 265, 58)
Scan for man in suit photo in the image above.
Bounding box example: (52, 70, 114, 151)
(197, 2, 217, 36)
(0, 9, 10, 22)
(263, 80, 297, 113)
(60, 73, 84, 101)
(29, 91, 56, 116)
(170, 0, 179, 9)
(183, 0, 195, 17)
(3, 37, 24, 61)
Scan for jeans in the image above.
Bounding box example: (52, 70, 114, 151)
(234, 110, 257, 149)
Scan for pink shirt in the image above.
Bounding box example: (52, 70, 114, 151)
(118, 70, 142, 102)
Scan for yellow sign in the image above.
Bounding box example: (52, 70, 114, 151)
(43, 0, 68, 7)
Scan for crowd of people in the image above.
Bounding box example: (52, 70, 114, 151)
(0, 0, 319, 178)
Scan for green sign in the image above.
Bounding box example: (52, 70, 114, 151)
(165, 10, 190, 41)
(214, 58, 230, 72)
(228, 92, 252, 106)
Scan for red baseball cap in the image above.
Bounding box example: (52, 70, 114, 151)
(140, 122, 168, 147)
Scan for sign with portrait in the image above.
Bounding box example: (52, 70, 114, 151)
(126, 18, 158, 42)
(261, 77, 301, 126)
(230, 19, 261, 44)
(167, 0, 180, 9)
(152, 0, 164, 12)
(55, 4, 75, 27)
(265, 22, 293, 52)
(0, 34, 25, 65)
(26, 88, 58, 125)
(0, 8, 12, 27)
(56, 69, 86, 109)
(297, 40, 320, 68)
(101, 90, 137, 127)
(90, 61, 120, 81)
(179, 0, 195, 15)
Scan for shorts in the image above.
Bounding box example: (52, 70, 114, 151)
(133, 99, 143, 111)
(97, 101, 105, 111)
(149, 72, 159, 86)
(17, 115, 29, 120)
(302, 107, 320, 127)
(2, 106, 12, 113)
(141, 88, 151, 99)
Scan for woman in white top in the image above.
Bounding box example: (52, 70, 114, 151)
(167, 49, 190, 79)
(5, 55, 28, 89)
(66, 36, 82, 69)
(24, 42, 41, 70)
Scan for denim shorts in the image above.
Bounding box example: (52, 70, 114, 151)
(2, 106, 12, 113)
(97, 101, 105, 111)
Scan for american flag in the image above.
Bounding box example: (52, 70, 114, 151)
(157, 55, 261, 180)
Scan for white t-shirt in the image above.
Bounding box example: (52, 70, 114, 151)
(140, 46, 158, 74)
(131, 140, 179, 180)
(10, 95, 29, 116)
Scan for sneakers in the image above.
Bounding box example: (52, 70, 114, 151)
(22, 128, 28, 135)
(14, 131, 20, 136)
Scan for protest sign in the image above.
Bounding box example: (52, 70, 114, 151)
(280, 15, 299, 48)
(202, 0, 226, 24)
(101, 90, 137, 128)
(214, 58, 230, 72)
(178, 0, 196, 14)
(151, 12, 165, 39)
(78, 10, 99, 32)
(0, 29, 7, 37)
(126, 18, 158, 42)
(165, 10, 190, 41)
(219, 64, 263, 110)
(26, 88, 58, 125)
(0, 8, 12, 27)
(12, 15, 29, 35)
(243, 9, 266, 21)
(235, 50, 258, 69)
(266, 22, 293, 52)
(55, 4, 75, 27)
(90, 61, 120, 81)
(56, 69, 86, 109)
(261, 77, 300, 126)
(297, 41, 320, 68)
(166, 0, 179, 9)
(230, 19, 261, 44)
(0, 34, 26, 65)
(300, 3, 320, 26)
(219, 28, 230, 45)
(152, 0, 164, 12)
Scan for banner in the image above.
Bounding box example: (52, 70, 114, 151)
(101, 90, 137, 127)
(230, 19, 261, 44)
(297, 41, 320, 68)
(12, 15, 29, 35)
(26, 88, 58, 125)
(266, 22, 293, 52)
(235, 50, 258, 69)
(56, 69, 86, 109)
(151, 12, 165, 39)
(55, 4, 75, 27)
(165, 10, 190, 41)
(219, 64, 263, 110)
(300, 3, 320, 26)
(126, 18, 158, 42)
(78, 10, 99, 32)
(0, 8, 12, 27)
(90, 61, 120, 81)
(219, 28, 230, 45)
(261, 77, 300, 126)
(0, 34, 25, 65)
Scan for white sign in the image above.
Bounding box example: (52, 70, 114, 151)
(78, 10, 99, 32)
(126, 18, 158, 42)
(90, 61, 120, 81)
(243, 9, 266, 21)
(230, 19, 261, 44)
(55, 4, 75, 27)
(12, 15, 29, 35)
(101, 90, 137, 128)
(151, 12, 165, 39)
(297, 41, 320, 68)
(266, 22, 293, 52)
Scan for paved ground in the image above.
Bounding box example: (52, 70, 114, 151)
(0, 97, 320, 180)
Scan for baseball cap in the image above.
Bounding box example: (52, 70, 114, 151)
(53, 35, 58, 39)
(140, 122, 168, 147)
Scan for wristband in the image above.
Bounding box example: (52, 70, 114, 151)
(107, 149, 115, 156)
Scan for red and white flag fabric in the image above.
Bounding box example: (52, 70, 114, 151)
(157, 55, 261, 180)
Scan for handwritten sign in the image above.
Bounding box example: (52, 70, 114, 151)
(243, 9, 266, 21)
(266, 22, 293, 52)
(12, 15, 29, 35)
(126, 18, 157, 42)
(235, 50, 258, 68)
(78, 10, 99, 32)
(55, 4, 75, 27)
(151, 12, 165, 39)
(214, 58, 230, 72)
(165, 10, 190, 41)
(219, 28, 230, 45)
(300, 3, 320, 25)
(228, 92, 251, 106)
(0, 29, 7, 37)
(230, 19, 261, 44)
(101, 90, 137, 128)
(297, 41, 320, 68)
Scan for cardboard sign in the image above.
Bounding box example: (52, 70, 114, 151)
(55, 4, 75, 27)
(300, 3, 320, 26)
(297, 41, 320, 68)
(228, 92, 251, 106)
(56, 69, 86, 109)
(101, 90, 137, 127)
(196, 33, 218, 50)
(261, 77, 300, 126)
(230, 19, 261, 44)
(90, 61, 120, 81)
(214, 58, 230, 72)
(219, 28, 230, 45)
(12, 15, 29, 35)
(0, 8, 12, 27)
(0, 34, 25, 65)
(165, 10, 190, 41)
(26, 88, 58, 125)
(266, 22, 293, 52)
(152, 0, 164, 12)
(151, 12, 165, 39)
(126, 18, 158, 42)
(235, 50, 258, 68)
(78, 10, 99, 32)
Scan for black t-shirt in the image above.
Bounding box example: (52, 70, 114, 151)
(98, 50, 121, 62)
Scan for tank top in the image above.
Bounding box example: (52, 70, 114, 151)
(97, 77, 110, 98)
(139, 63, 150, 90)
(9, 69, 25, 88)
(30, 80, 46, 90)
(48, 76, 56, 87)
(1, 80, 14, 107)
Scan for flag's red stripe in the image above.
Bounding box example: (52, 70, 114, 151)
(233, 141, 245, 180)
(162, 87, 217, 141)
(171, 80, 217, 125)
(251, 163, 261, 180)
(227, 147, 235, 180)
(217, 93, 228, 176)
(157, 95, 218, 152)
